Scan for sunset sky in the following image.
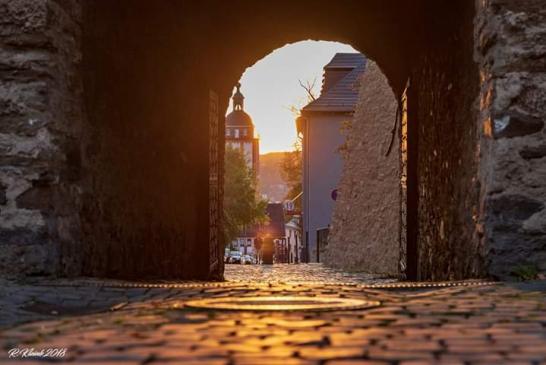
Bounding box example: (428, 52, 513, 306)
(228, 40, 358, 153)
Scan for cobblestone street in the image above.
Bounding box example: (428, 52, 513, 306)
(224, 264, 396, 285)
(2, 264, 546, 364)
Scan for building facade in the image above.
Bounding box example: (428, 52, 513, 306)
(299, 53, 366, 262)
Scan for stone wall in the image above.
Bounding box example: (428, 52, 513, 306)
(325, 62, 400, 276)
(475, 0, 546, 279)
(410, 1, 483, 280)
(0, 0, 83, 276)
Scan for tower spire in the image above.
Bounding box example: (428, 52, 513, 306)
(232, 82, 245, 111)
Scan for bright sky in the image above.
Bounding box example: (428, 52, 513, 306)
(228, 40, 358, 153)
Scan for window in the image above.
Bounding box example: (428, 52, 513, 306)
(226, 128, 231, 137)
(242, 128, 248, 137)
(235, 129, 239, 138)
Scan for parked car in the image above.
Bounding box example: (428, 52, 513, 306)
(228, 251, 242, 264)
(241, 255, 254, 265)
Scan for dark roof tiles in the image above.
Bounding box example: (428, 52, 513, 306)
(226, 110, 253, 126)
(302, 53, 366, 113)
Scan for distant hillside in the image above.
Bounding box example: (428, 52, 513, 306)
(258, 152, 289, 202)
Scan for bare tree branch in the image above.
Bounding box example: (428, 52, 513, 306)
(298, 78, 317, 101)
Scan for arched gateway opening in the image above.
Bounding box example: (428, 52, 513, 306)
(221, 41, 407, 280)
(19, 0, 546, 282)
(76, 0, 479, 281)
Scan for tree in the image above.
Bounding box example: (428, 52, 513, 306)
(280, 141, 302, 211)
(280, 78, 313, 214)
(298, 78, 317, 102)
(287, 78, 318, 118)
(223, 146, 268, 245)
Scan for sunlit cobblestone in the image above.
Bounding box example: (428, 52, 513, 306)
(224, 264, 394, 285)
(1, 265, 546, 364)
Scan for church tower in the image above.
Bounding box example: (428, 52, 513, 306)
(225, 83, 259, 173)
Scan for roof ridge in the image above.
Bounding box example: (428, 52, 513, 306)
(324, 53, 366, 68)
(329, 52, 363, 55)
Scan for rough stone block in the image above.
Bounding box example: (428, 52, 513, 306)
(0, 81, 48, 119)
(0, 243, 54, 276)
(0, 226, 48, 246)
(0, 182, 6, 205)
(519, 144, 546, 159)
(493, 112, 544, 138)
(489, 194, 543, 223)
(0, 0, 47, 35)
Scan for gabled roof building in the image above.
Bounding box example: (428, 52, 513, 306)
(298, 53, 366, 262)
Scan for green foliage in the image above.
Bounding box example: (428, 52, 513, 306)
(223, 147, 268, 244)
(511, 264, 539, 281)
(280, 142, 302, 211)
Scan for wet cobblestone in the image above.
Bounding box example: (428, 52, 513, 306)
(1, 265, 546, 364)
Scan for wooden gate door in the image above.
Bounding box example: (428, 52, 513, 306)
(209, 90, 223, 279)
(399, 84, 408, 279)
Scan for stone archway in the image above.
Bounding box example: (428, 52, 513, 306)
(79, 0, 432, 280)
(1, 0, 544, 281)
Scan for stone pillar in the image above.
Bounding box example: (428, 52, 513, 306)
(475, 0, 546, 278)
(324, 61, 400, 276)
(0, 0, 84, 276)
